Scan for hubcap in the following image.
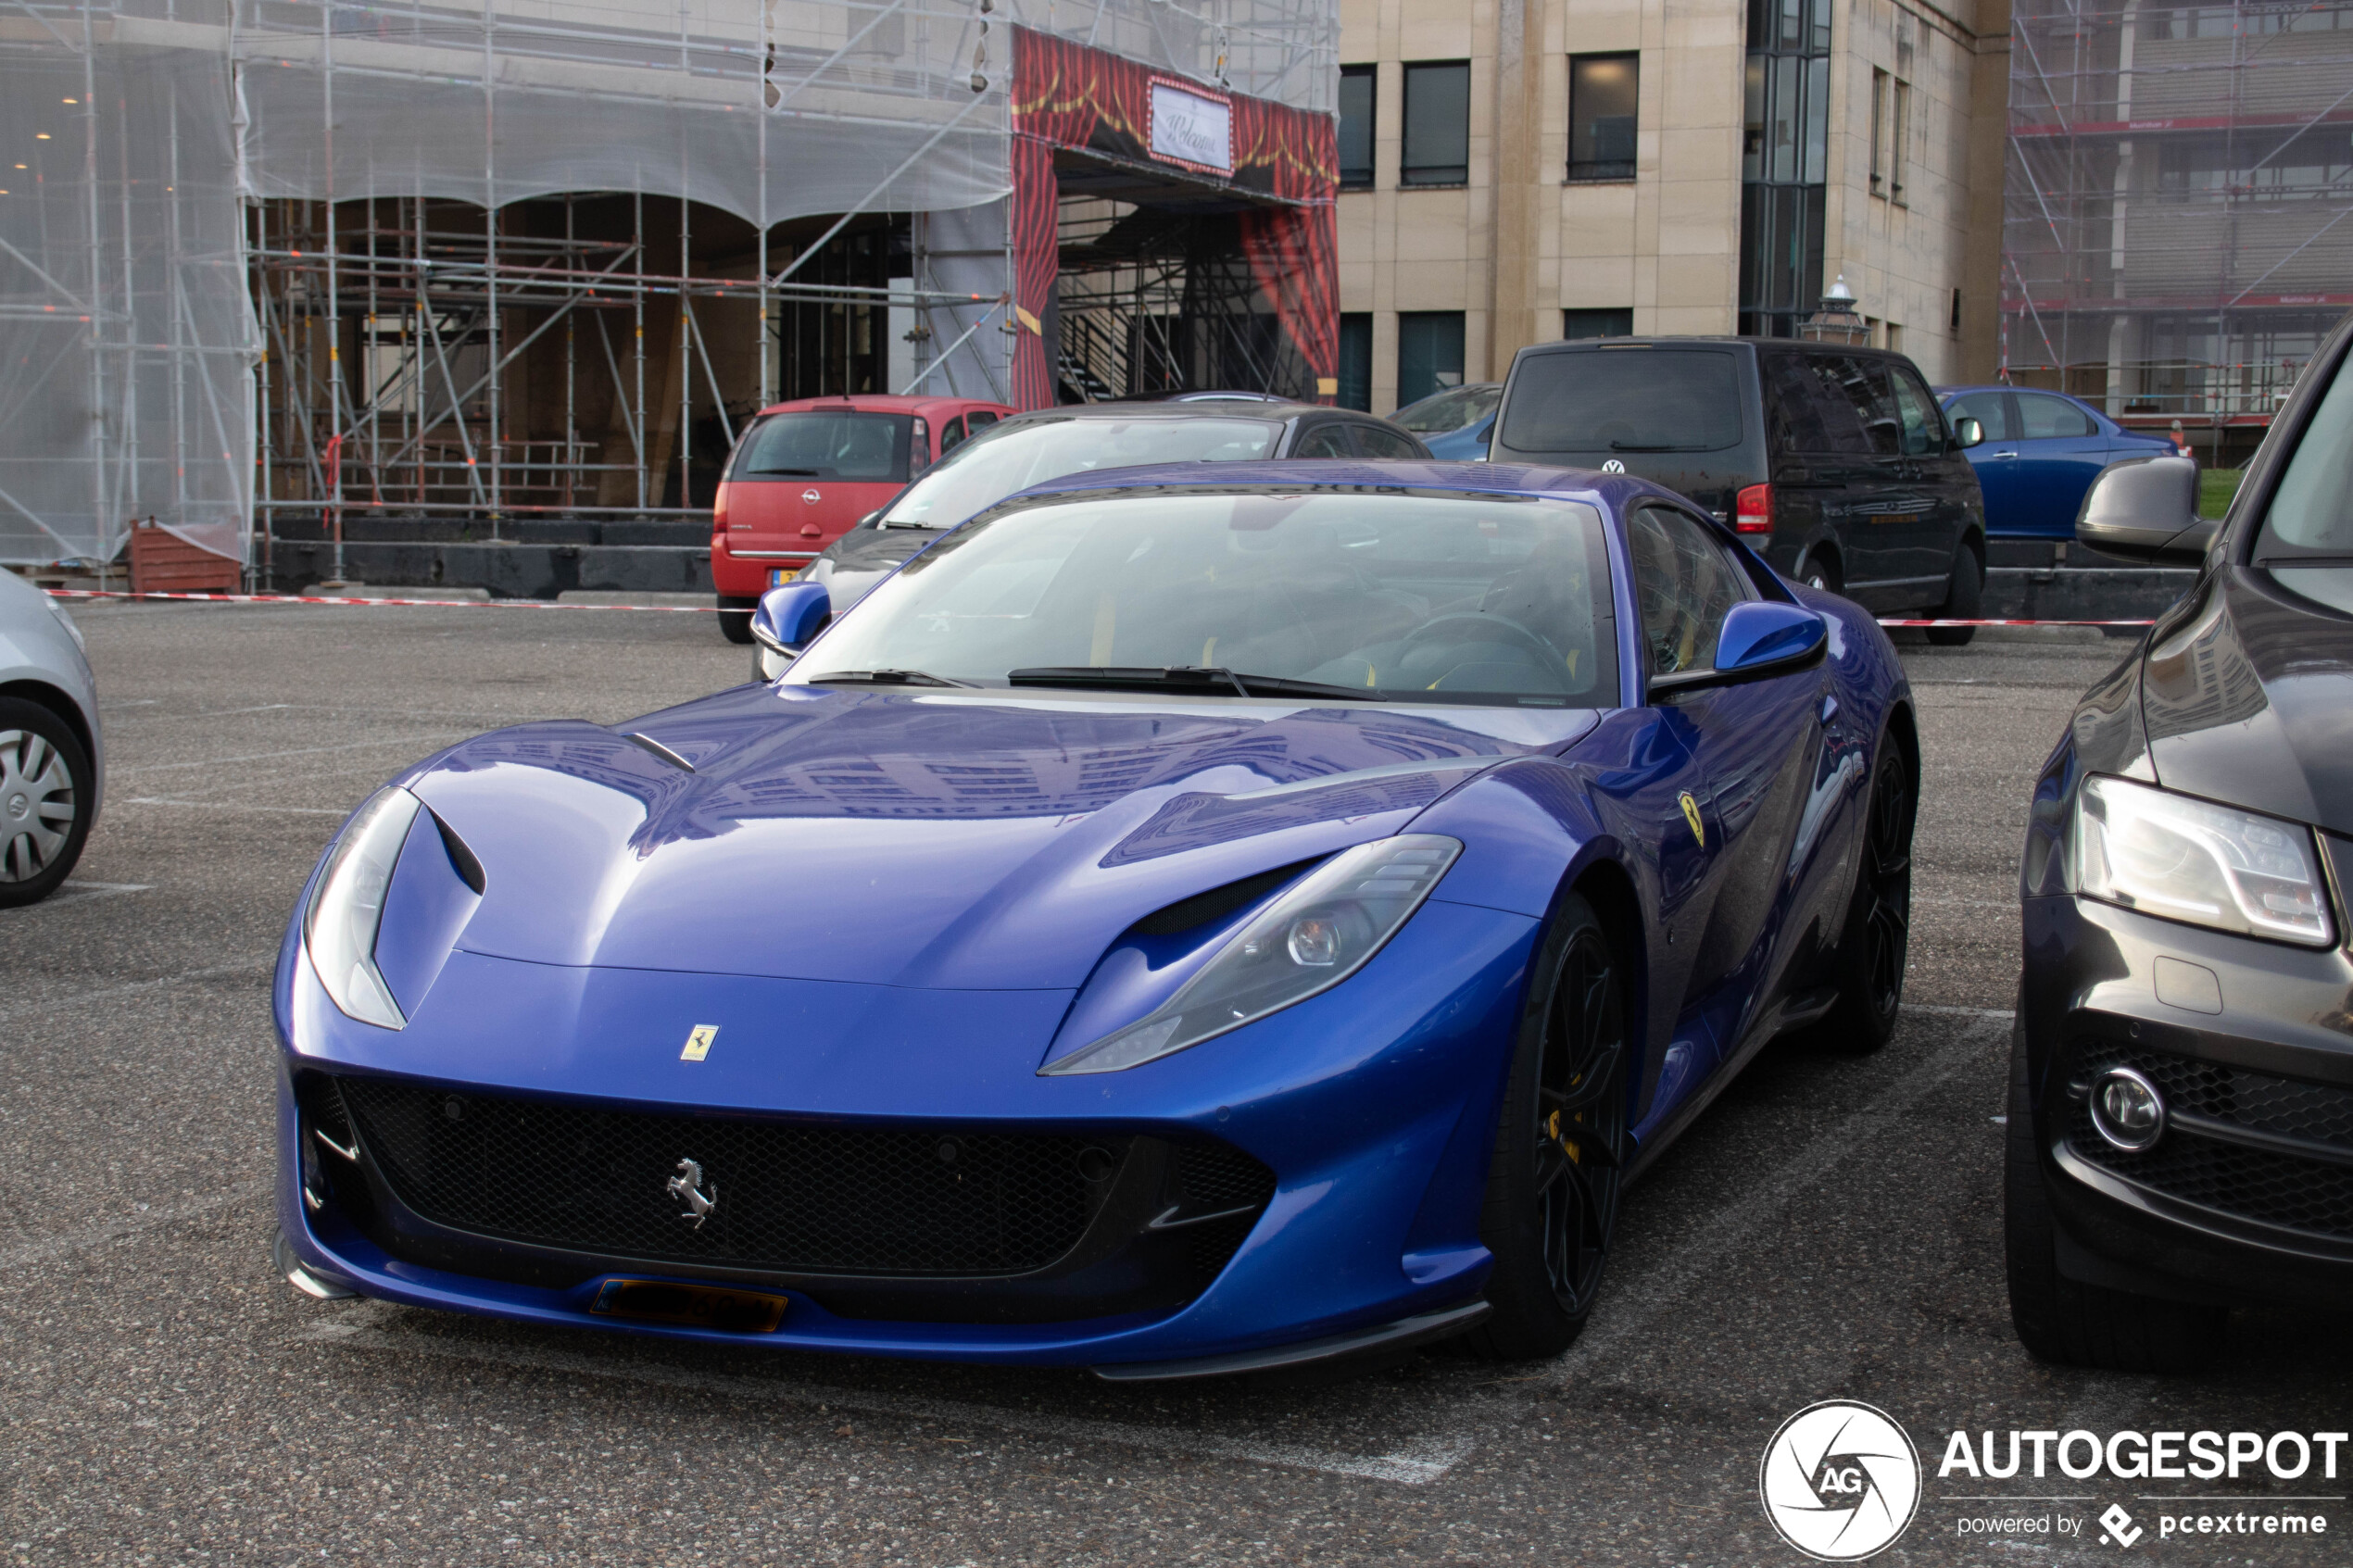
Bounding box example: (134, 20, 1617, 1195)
(0, 729, 77, 884)
(1858, 759, 1913, 1016)
(1533, 928, 1628, 1314)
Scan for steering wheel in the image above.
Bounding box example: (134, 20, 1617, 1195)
(1398, 613, 1563, 671)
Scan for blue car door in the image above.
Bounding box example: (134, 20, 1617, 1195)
(1624, 506, 1823, 1084)
(1946, 390, 2026, 533)
(2010, 392, 2113, 535)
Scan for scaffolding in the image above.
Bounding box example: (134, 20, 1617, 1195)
(0, 0, 1338, 571)
(2002, 0, 2353, 456)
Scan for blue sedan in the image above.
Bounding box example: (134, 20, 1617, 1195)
(1392, 383, 1502, 460)
(272, 461, 1917, 1377)
(1937, 384, 2174, 537)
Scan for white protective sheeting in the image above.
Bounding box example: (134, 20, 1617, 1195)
(0, 0, 1333, 568)
(0, 6, 257, 566)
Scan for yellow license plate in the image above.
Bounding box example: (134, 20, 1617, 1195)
(589, 1278, 788, 1333)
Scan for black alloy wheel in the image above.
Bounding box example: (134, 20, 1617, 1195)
(1821, 738, 1914, 1053)
(1468, 892, 1629, 1360)
(716, 595, 757, 645)
(1926, 546, 1981, 646)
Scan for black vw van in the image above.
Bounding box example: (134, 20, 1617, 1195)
(1491, 337, 1990, 644)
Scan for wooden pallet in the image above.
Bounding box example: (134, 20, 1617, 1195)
(128, 521, 242, 595)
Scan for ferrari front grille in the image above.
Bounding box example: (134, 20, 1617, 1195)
(334, 1076, 1124, 1276)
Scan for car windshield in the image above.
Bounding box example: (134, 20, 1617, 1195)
(2257, 350, 2353, 562)
(876, 417, 1282, 529)
(1394, 384, 1501, 433)
(791, 489, 1618, 707)
(732, 410, 912, 483)
(1499, 348, 1743, 453)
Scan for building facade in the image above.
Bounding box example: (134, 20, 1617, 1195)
(2001, 1, 2353, 465)
(1333, 0, 2013, 413)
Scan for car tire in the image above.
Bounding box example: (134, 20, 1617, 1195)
(2004, 1019, 2226, 1373)
(1466, 891, 1629, 1361)
(0, 696, 94, 908)
(1818, 732, 1914, 1054)
(1926, 546, 1981, 646)
(1798, 552, 1840, 596)
(717, 595, 756, 645)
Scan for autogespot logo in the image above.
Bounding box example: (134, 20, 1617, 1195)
(1760, 1400, 1924, 1561)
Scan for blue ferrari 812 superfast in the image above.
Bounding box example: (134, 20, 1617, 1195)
(274, 460, 1917, 1378)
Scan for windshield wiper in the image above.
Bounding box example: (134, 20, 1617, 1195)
(806, 669, 971, 687)
(1006, 666, 1384, 701)
(1606, 441, 1714, 452)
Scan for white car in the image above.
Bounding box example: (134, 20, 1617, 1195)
(0, 571, 102, 905)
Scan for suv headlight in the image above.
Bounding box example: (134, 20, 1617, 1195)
(305, 786, 422, 1028)
(1041, 834, 1463, 1075)
(2075, 775, 2334, 946)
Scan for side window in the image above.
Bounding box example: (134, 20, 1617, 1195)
(1947, 390, 2013, 443)
(937, 415, 969, 456)
(1355, 424, 1424, 458)
(1627, 507, 1751, 677)
(1890, 367, 1944, 456)
(2017, 393, 2096, 440)
(1826, 357, 1904, 456)
(1778, 355, 1878, 454)
(1290, 422, 1358, 458)
(1763, 353, 1831, 452)
(966, 410, 1000, 432)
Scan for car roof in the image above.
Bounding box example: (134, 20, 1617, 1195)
(993, 457, 1664, 507)
(754, 394, 1014, 417)
(1518, 335, 1914, 362)
(992, 400, 1327, 424)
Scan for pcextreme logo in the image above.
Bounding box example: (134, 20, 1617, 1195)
(1760, 1400, 1924, 1561)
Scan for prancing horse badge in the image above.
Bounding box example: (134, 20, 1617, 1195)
(680, 1024, 718, 1062)
(1679, 792, 1705, 848)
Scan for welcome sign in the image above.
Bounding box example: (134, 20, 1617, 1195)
(1148, 80, 1234, 174)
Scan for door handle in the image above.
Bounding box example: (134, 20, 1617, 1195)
(1987, 450, 2020, 460)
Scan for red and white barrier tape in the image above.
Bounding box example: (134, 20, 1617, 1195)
(1876, 617, 2152, 627)
(43, 587, 722, 612)
(41, 588, 2157, 629)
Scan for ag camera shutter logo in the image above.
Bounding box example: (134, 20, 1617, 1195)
(1760, 1400, 1923, 1560)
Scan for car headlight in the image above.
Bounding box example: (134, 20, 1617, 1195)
(305, 786, 422, 1029)
(1040, 834, 1463, 1075)
(2075, 775, 2334, 946)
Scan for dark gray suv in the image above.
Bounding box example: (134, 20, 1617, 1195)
(1491, 336, 1991, 644)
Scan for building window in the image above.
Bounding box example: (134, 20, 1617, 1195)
(1397, 311, 1466, 407)
(1564, 307, 1633, 339)
(1870, 69, 1910, 203)
(1339, 313, 1373, 410)
(1739, 0, 1831, 337)
(1401, 61, 1471, 186)
(1339, 66, 1377, 190)
(1567, 54, 1639, 182)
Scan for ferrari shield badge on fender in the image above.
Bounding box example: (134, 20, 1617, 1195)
(680, 1024, 718, 1062)
(1680, 791, 1705, 847)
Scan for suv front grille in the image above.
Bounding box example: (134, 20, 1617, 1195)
(335, 1076, 1124, 1276)
(2068, 1046, 2353, 1240)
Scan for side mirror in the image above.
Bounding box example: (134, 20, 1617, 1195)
(749, 580, 833, 667)
(2075, 456, 2217, 567)
(1952, 415, 1985, 450)
(1648, 600, 1828, 698)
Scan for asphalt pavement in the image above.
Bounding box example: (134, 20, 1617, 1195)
(4, 601, 2348, 1565)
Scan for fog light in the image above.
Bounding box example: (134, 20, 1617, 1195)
(2090, 1066, 2167, 1152)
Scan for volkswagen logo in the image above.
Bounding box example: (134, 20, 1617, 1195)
(1601, 458, 1627, 474)
(1758, 1400, 1920, 1561)
(802, 488, 822, 505)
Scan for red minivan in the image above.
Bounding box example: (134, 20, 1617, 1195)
(712, 394, 1014, 640)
